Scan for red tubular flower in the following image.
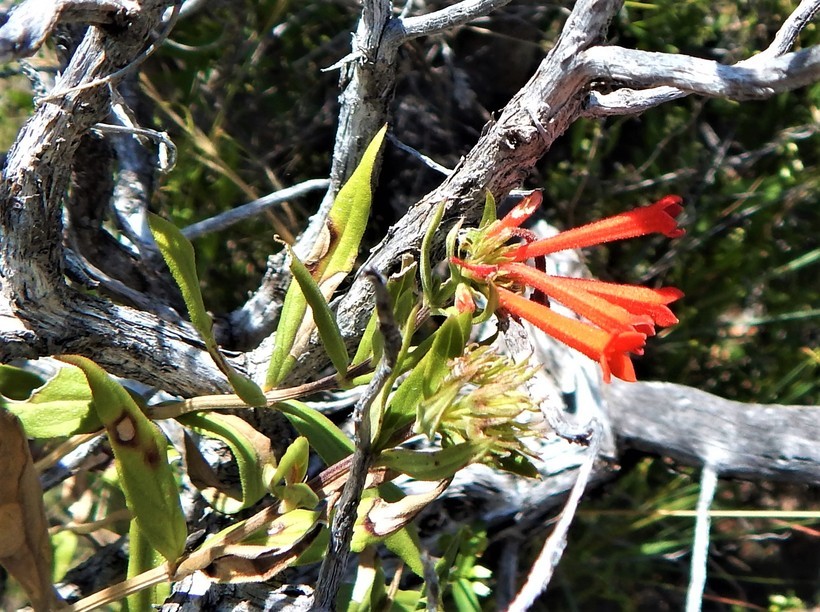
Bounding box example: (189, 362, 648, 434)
(453, 193, 685, 383)
(496, 287, 645, 383)
(509, 195, 683, 261)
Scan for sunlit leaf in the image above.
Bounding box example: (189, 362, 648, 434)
(149, 213, 266, 406)
(266, 436, 310, 489)
(58, 356, 186, 563)
(3, 364, 101, 437)
(378, 313, 471, 448)
(421, 201, 446, 306)
(277, 400, 353, 465)
(285, 245, 350, 381)
(266, 126, 387, 387)
(352, 256, 418, 370)
(179, 412, 273, 514)
(479, 191, 497, 229)
(375, 442, 489, 481)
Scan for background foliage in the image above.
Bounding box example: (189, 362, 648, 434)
(0, 0, 817, 609)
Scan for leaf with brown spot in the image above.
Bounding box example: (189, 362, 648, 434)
(57, 356, 186, 564)
(178, 509, 322, 584)
(351, 480, 451, 551)
(0, 407, 61, 610)
(266, 126, 387, 387)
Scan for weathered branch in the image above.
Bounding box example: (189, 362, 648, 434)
(392, 0, 513, 41)
(582, 45, 820, 101)
(0, 0, 231, 395)
(233, 0, 515, 344)
(0, 0, 138, 61)
(584, 0, 820, 116)
(740, 0, 820, 62)
(605, 381, 820, 483)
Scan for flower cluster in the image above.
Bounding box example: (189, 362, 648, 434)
(453, 192, 684, 383)
(416, 344, 539, 459)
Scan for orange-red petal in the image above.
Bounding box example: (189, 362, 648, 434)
(497, 286, 645, 383)
(509, 196, 684, 260)
(487, 191, 543, 238)
(545, 277, 682, 327)
(451, 257, 498, 279)
(501, 262, 656, 335)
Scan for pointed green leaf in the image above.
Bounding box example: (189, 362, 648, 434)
(324, 124, 387, 281)
(267, 436, 310, 489)
(285, 245, 349, 380)
(126, 520, 167, 612)
(272, 483, 321, 512)
(57, 356, 186, 563)
(379, 313, 471, 446)
(479, 191, 497, 229)
(179, 412, 272, 513)
(3, 365, 101, 437)
(496, 451, 540, 478)
(351, 258, 418, 370)
(266, 126, 387, 387)
(420, 201, 446, 306)
(241, 508, 321, 550)
(148, 214, 212, 342)
(277, 400, 353, 465)
(384, 527, 425, 578)
(149, 214, 265, 407)
(376, 442, 489, 481)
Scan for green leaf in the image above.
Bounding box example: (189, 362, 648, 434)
(452, 578, 482, 612)
(277, 400, 353, 465)
(266, 436, 310, 488)
(495, 451, 540, 478)
(126, 520, 166, 612)
(3, 365, 101, 437)
(148, 214, 213, 343)
(352, 257, 418, 369)
(266, 126, 387, 387)
(324, 125, 388, 283)
(149, 214, 266, 407)
(378, 313, 471, 447)
(421, 201, 446, 306)
(179, 412, 272, 513)
(294, 524, 329, 566)
(0, 364, 43, 400)
(479, 191, 497, 229)
(241, 508, 322, 550)
(384, 527, 425, 578)
(58, 356, 186, 563)
(376, 442, 489, 481)
(285, 245, 350, 381)
(273, 482, 321, 511)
